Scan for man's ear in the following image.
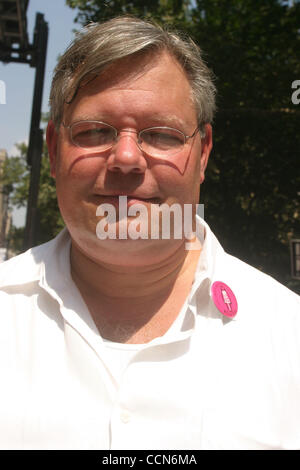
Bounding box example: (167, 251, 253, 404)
(46, 120, 58, 178)
(199, 124, 213, 184)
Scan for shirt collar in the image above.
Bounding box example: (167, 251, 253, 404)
(0, 228, 70, 289)
(189, 215, 239, 323)
(0, 217, 238, 327)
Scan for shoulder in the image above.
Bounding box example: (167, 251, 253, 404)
(218, 253, 300, 362)
(225, 253, 299, 312)
(200, 217, 299, 314)
(0, 229, 69, 289)
(0, 241, 51, 288)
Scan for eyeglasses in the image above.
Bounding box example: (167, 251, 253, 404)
(62, 120, 200, 158)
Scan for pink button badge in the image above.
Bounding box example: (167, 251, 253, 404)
(211, 281, 238, 318)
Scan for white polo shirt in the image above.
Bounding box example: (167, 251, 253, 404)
(0, 217, 299, 450)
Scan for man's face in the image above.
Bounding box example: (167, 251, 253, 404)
(46, 51, 212, 266)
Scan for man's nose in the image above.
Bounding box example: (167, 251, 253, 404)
(106, 131, 147, 174)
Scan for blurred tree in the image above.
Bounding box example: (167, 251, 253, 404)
(189, 0, 300, 292)
(66, 0, 190, 26)
(0, 141, 64, 253)
(203, 108, 300, 293)
(191, 0, 300, 109)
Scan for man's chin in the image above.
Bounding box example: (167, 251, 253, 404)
(70, 226, 184, 268)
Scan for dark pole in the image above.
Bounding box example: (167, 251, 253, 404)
(23, 13, 48, 251)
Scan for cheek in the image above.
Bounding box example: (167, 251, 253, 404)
(54, 151, 107, 228)
(154, 154, 201, 203)
(188, 149, 202, 199)
(55, 145, 107, 190)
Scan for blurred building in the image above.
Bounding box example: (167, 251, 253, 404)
(0, 149, 12, 262)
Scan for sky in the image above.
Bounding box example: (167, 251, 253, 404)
(0, 0, 79, 226)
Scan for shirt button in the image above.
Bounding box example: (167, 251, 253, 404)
(120, 409, 131, 424)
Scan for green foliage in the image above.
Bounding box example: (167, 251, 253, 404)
(0, 140, 64, 253)
(202, 109, 300, 292)
(66, 0, 190, 26)
(190, 0, 300, 110)
(188, 0, 300, 292)
(0, 143, 29, 210)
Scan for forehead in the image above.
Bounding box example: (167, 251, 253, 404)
(64, 52, 197, 129)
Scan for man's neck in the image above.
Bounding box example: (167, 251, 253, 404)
(70, 240, 201, 343)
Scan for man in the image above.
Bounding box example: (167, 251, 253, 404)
(0, 16, 299, 450)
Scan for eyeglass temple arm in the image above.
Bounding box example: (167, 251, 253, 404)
(185, 125, 204, 140)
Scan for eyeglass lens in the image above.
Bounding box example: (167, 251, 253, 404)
(70, 121, 186, 156)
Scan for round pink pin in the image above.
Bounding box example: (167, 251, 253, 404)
(211, 281, 238, 318)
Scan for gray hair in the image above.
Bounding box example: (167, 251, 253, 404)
(49, 16, 216, 132)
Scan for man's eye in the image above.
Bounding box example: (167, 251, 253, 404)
(72, 125, 114, 146)
(143, 131, 183, 149)
(73, 127, 110, 138)
(89, 128, 113, 140)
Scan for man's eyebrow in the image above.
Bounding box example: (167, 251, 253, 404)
(68, 114, 189, 130)
(68, 114, 98, 123)
(149, 114, 187, 129)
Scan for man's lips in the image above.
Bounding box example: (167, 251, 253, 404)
(92, 194, 161, 207)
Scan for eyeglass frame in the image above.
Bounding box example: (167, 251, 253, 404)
(61, 120, 202, 157)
